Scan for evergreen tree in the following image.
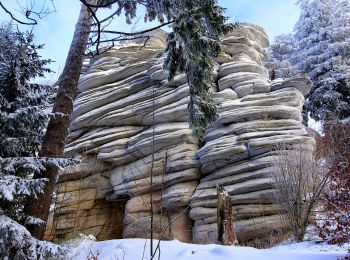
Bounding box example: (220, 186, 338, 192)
(264, 34, 298, 79)
(293, 0, 350, 121)
(160, 0, 235, 137)
(0, 23, 66, 259)
(268, 0, 350, 122)
(24, 1, 97, 239)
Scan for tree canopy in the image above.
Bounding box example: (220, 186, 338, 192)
(268, 0, 350, 122)
(0, 23, 66, 259)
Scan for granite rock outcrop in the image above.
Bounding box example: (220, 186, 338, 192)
(46, 23, 314, 244)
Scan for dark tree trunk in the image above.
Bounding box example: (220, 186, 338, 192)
(217, 185, 238, 245)
(24, 2, 95, 239)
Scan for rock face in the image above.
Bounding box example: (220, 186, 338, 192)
(46, 24, 314, 244)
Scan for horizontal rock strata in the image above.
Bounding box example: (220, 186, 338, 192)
(47, 24, 314, 244)
(46, 30, 197, 242)
(190, 23, 314, 243)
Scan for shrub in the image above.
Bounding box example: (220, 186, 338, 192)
(317, 120, 350, 244)
(269, 142, 328, 242)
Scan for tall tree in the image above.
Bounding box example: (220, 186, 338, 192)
(161, 0, 235, 137)
(0, 23, 66, 259)
(24, 1, 97, 239)
(294, 0, 350, 121)
(268, 0, 350, 122)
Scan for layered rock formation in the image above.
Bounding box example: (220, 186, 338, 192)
(46, 24, 314, 244)
(189, 25, 314, 243)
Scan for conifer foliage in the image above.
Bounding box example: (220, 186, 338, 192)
(268, 0, 350, 122)
(294, 0, 350, 121)
(162, 0, 236, 138)
(0, 24, 66, 259)
(90, 0, 236, 138)
(264, 34, 298, 79)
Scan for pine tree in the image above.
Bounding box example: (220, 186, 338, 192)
(0, 24, 66, 259)
(293, 0, 350, 121)
(268, 0, 350, 121)
(264, 34, 298, 79)
(24, 1, 96, 238)
(160, 0, 235, 137)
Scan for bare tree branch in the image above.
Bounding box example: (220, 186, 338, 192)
(0, 0, 56, 26)
(90, 20, 173, 36)
(268, 142, 330, 242)
(90, 3, 124, 25)
(81, 0, 148, 8)
(80, 0, 173, 56)
(80, 0, 118, 8)
(0, 1, 37, 25)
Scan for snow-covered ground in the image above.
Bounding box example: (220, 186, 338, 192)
(67, 237, 349, 260)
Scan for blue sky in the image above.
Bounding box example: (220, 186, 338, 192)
(0, 0, 300, 80)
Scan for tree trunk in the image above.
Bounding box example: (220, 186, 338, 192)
(217, 185, 238, 245)
(24, 2, 96, 239)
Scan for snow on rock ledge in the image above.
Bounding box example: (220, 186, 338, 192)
(46, 24, 314, 244)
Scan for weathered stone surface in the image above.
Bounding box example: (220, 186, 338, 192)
(190, 189, 276, 208)
(168, 209, 193, 243)
(218, 72, 267, 91)
(193, 215, 285, 243)
(72, 74, 154, 122)
(125, 192, 163, 214)
(212, 88, 238, 102)
(189, 23, 313, 244)
(58, 156, 112, 182)
(162, 181, 197, 208)
(45, 199, 125, 241)
(48, 23, 314, 245)
(65, 126, 144, 155)
(57, 172, 112, 200)
(204, 119, 304, 142)
(219, 62, 269, 79)
(124, 29, 168, 49)
(215, 51, 233, 64)
(123, 214, 171, 239)
(189, 204, 279, 222)
(271, 75, 312, 96)
(226, 23, 269, 49)
(110, 168, 199, 198)
(79, 61, 155, 92)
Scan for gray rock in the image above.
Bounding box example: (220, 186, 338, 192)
(219, 61, 268, 79)
(234, 84, 254, 97)
(49, 23, 315, 244)
(271, 75, 312, 96)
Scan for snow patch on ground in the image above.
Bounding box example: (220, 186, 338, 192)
(67, 237, 348, 260)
